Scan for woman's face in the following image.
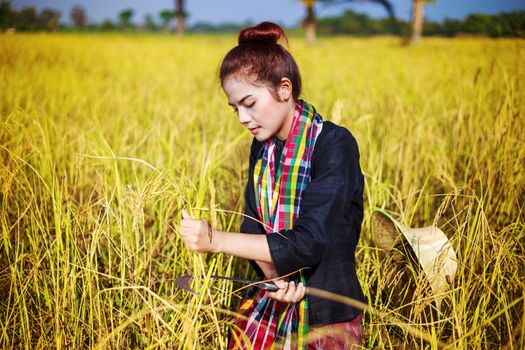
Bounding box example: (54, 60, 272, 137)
(222, 75, 294, 142)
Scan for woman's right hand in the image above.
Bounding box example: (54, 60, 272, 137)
(267, 279, 306, 303)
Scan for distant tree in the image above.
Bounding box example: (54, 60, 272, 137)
(420, 9, 525, 38)
(100, 18, 116, 31)
(70, 4, 87, 28)
(144, 14, 156, 31)
(410, 0, 437, 44)
(463, 13, 492, 36)
(159, 9, 173, 32)
(190, 21, 246, 33)
(18, 6, 38, 30)
(421, 19, 443, 36)
(174, 0, 186, 35)
(317, 9, 406, 35)
(118, 8, 134, 29)
(493, 11, 525, 37)
(309, 9, 525, 38)
(302, 0, 316, 45)
(0, 1, 15, 29)
(439, 17, 463, 37)
(39, 8, 60, 31)
(323, 1, 396, 26)
(301, 0, 396, 44)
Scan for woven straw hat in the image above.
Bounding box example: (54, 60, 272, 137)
(371, 208, 457, 309)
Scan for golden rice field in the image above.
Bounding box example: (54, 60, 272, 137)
(1, 33, 524, 349)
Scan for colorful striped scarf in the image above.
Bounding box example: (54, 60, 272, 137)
(230, 99, 323, 349)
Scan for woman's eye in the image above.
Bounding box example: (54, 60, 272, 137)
(246, 101, 255, 108)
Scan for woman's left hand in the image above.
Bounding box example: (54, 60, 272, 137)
(267, 279, 306, 303)
(179, 209, 215, 253)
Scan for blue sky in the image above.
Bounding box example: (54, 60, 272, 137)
(11, 0, 525, 26)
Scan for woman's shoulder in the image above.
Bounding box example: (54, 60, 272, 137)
(311, 121, 363, 182)
(315, 120, 359, 156)
(318, 120, 346, 139)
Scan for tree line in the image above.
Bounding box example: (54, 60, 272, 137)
(1, 1, 524, 39)
(0, 2, 61, 31)
(0, 2, 185, 33)
(318, 9, 525, 38)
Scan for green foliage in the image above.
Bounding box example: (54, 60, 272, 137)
(143, 14, 157, 31)
(317, 9, 525, 37)
(0, 1, 15, 28)
(0, 2, 63, 32)
(118, 8, 134, 29)
(70, 5, 87, 28)
(425, 11, 525, 37)
(159, 9, 173, 31)
(39, 8, 60, 31)
(100, 18, 116, 31)
(189, 21, 251, 34)
(16, 6, 38, 30)
(318, 10, 406, 36)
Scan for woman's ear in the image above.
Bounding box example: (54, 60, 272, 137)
(278, 78, 293, 102)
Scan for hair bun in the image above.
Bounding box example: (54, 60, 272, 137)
(238, 22, 285, 45)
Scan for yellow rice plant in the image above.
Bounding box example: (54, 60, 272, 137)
(0, 33, 523, 349)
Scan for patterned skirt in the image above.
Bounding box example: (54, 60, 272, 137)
(306, 314, 362, 350)
(229, 313, 362, 349)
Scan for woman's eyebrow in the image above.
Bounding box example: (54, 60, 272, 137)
(228, 95, 252, 106)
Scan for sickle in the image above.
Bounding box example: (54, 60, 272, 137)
(175, 274, 279, 295)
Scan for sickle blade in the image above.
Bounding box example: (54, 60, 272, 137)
(175, 275, 199, 296)
(175, 274, 280, 295)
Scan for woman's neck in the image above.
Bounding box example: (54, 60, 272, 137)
(275, 99, 296, 141)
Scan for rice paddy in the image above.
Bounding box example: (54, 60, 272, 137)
(1, 33, 524, 349)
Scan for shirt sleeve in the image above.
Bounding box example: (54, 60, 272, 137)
(265, 126, 363, 277)
(239, 138, 266, 278)
(239, 138, 265, 235)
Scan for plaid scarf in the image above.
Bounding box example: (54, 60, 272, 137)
(230, 99, 323, 349)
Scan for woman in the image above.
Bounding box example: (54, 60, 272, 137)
(180, 21, 365, 349)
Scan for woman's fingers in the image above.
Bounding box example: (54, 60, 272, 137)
(275, 279, 287, 290)
(292, 282, 305, 302)
(179, 209, 214, 253)
(267, 280, 306, 303)
(283, 281, 298, 303)
(267, 279, 287, 300)
(274, 280, 288, 299)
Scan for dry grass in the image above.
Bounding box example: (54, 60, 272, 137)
(0, 33, 524, 349)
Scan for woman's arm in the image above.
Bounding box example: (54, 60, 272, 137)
(179, 212, 305, 301)
(179, 216, 271, 262)
(255, 261, 279, 279)
(179, 213, 274, 265)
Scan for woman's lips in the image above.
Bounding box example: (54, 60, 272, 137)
(249, 127, 260, 134)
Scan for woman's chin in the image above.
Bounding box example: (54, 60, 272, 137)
(253, 131, 271, 142)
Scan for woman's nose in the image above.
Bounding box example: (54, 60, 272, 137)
(238, 110, 251, 124)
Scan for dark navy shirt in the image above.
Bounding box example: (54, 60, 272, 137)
(239, 120, 366, 326)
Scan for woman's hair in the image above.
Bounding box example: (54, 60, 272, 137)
(219, 22, 302, 100)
